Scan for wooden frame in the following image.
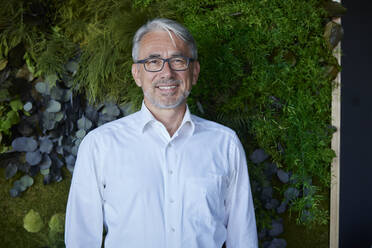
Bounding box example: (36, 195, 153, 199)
(330, 1, 341, 247)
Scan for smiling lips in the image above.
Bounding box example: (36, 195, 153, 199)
(154, 79, 181, 93)
(156, 84, 178, 96)
(157, 85, 177, 90)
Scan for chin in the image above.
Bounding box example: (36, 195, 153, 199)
(145, 91, 190, 110)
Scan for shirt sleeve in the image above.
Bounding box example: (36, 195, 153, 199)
(65, 132, 105, 248)
(225, 134, 258, 248)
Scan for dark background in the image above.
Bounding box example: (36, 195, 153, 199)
(340, 0, 372, 247)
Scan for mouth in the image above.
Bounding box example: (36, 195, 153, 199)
(157, 85, 178, 90)
(153, 79, 181, 95)
(156, 85, 179, 96)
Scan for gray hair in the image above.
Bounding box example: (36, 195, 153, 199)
(132, 18, 198, 61)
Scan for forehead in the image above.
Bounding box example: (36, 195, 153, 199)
(138, 30, 191, 58)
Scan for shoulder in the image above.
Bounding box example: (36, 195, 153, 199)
(83, 110, 142, 142)
(191, 114, 239, 143)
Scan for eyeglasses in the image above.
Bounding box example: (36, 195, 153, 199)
(134, 56, 195, 72)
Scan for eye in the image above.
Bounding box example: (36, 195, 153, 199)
(172, 57, 186, 64)
(147, 58, 161, 65)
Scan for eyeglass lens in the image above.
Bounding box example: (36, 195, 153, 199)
(145, 57, 188, 71)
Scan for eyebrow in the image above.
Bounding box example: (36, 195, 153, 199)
(147, 54, 161, 58)
(170, 52, 183, 57)
(146, 53, 185, 59)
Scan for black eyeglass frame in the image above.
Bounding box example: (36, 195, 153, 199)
(134, 56, 196, 72)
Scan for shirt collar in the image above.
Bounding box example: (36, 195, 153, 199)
(139, 101, 195, 136)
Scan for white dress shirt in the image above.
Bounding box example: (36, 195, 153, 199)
(65, 103, 258, 248)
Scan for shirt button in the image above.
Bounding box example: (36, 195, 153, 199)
(169, 170, 173, 175)
(169, 198, 175, 203)
(171, 227, 175, 232)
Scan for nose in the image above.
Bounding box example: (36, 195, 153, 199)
(159, 60, 174, 78)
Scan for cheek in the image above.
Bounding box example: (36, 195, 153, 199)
(141, 74, 155, 87)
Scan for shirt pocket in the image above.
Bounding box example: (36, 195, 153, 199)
(185, 175, 225, 226)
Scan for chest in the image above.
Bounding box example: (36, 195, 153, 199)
(100, 133, 230, 204)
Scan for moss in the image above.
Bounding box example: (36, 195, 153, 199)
(279, 188, 330, 248)
(0, 167, 71, 247)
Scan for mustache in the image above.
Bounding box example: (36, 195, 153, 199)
(153, 79, 181, 87)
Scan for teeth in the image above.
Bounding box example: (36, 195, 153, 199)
(158, 86, 177, 90)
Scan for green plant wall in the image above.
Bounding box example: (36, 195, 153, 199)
(0, 0, 345, 247)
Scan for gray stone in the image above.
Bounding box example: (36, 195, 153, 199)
(119, 103, 135, 116)
(101, 102, 120, 117)
(5, 163, 18, 179)
(39, 137, 53, 154)
(67, 163, 74, 173)
(277, 169, 289, 183)
(65, 155, 76, 166)
(265, 198, 280, 210)
(269, 220, 283, 237)
(13, 180, 27, 192)
(12, 137, 38, 152)
(268, 238, 287, 248)
(20, 175, 34, 187)
(264, 162, 278, 178)
(56, 145, 64, 155)
(35, 82, 50, 94)
(263, 241, 271, 248)
(46, 100, 61, 113)
(250, 149, 269, 164)
(39, 154, 52, 170)
(261, 186, 273, 202)
(300, 210, 314, 223)
(71, 146, 78, 156)
(277, 201, 287, 214)
(258, 228, 267, 239)
(66, 61, 78, 74)
(76, 129, 86, 139)
(23, 102, 32, 111)
(284, 187, 300, 201)
(77, 115, 93, 131)
(51, 155, 64, 169)
(50, 85, 66, 102)
(85, 105, 99, 123)
(303, 185, 315, 197)
(42, 112, 57, 131)
(97, 113, 116, 126)
(26, 151, 42, 165)
(9, 188, 19, 197)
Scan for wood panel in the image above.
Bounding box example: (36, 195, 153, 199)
(330, 2, 341, 246)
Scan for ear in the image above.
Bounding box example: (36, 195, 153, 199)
(191, 60, 200, 85)
(132, 64, 142, 87)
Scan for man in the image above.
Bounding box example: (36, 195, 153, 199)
(65, 18, 258, 248)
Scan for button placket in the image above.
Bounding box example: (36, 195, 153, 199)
(165, 141, 178, 247)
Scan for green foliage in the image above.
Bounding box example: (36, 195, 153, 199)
(0, 91, 24, 152)
(171, 0, 337, 226)
(0, 0, 77, 77)
(1, 0, 342, 240)
(48, 213, 65, 233)
(23, 209, 44, 233)
(58, 0, 178, 105)
(23, 209, 65, 247)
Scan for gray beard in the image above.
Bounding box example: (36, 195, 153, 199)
(144, 79, 190, 109)
(144, 89, 190, 109)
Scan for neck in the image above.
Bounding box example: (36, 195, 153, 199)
(144, 100, 186, 137)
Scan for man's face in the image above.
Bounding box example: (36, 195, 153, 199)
(132, 31, 200, 110)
